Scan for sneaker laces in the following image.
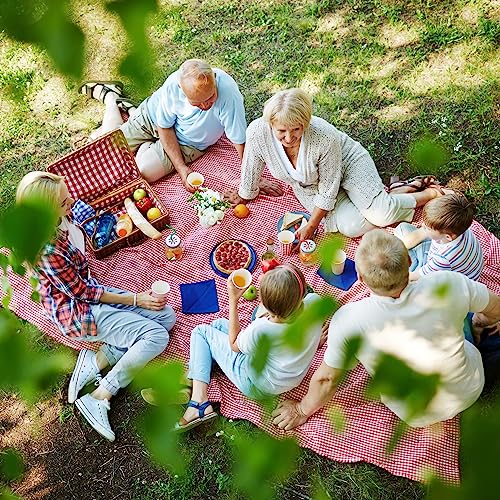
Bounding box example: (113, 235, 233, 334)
(94, 372, 103, 386)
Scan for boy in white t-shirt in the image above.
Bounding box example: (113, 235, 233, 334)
(176, 265, 324, 432)
(395, 193, 483, 281)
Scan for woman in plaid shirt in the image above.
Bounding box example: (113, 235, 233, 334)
(16, 172, 176, 441)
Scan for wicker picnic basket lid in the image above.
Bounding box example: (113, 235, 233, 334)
(46, 129, 138, 202)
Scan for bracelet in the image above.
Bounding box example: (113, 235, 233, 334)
(133, 293, 137, 307)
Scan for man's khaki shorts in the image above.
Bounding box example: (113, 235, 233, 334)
(120, 99, 204, 176)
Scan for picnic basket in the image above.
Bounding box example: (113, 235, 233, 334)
(47, 129, 169, 258)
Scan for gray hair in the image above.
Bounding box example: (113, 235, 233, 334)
(179, 59, 215, 88)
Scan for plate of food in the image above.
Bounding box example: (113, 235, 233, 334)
(277, 211, 311, 244)
(209, 239, 257, 278)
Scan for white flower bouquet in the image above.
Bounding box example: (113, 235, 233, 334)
(188, 188, 230, 228)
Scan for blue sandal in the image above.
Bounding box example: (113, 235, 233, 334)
(174, 400, 217, 433)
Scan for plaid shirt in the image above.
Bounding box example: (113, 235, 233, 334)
(35, 230, 104, 337)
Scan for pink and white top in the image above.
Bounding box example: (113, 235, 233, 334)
(419, 228, 484, 280)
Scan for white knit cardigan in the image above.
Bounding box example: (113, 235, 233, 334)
(238, 116, 385, 231)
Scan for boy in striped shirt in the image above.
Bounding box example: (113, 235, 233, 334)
(395, 193, 484, 281)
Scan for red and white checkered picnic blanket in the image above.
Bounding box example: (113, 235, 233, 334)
(6, 135, 500, 485)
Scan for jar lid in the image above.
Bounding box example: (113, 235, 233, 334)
(300, 240, 316, 253)
(165, 234, 181, 248)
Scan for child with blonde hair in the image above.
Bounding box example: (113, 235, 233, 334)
(177, 265, 324, 431)
(395, 192, 483, 281)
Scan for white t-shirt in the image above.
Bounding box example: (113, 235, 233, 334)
(59, 218, 85, 254)
(237, 293, 323, 395)
(324, 272, 489, 427)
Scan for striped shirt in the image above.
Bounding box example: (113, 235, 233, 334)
(419, 229, 484, 281)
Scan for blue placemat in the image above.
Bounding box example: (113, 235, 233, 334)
(317, 258, 357, 291)
(209, 240, 257, 278)
(180, 279, 219, 314)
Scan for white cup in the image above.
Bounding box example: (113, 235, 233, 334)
(186, 172, 204, 189)
(277, 230, 295, 256)
(230, 268, 252, 289)
(151, 280, 170, 299)
(331, 250, 346, 275)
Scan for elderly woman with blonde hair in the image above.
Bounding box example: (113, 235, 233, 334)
(16, 171, 176, 441)
(230, 88, 447, 239)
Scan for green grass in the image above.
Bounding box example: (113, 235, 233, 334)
(1, 0, 499, 497)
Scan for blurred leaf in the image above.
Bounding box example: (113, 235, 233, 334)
(282, 295, 337, 351)
(232, 432, 299, 499)
(0, 200, 58, 266)
(8, 253, 26, 277)
(133, 362, 186, 474)
(316, 235, 344, 274)
(340, 335, 363, 371)
(432, 281, 451, 300)
(0, 449, 24, 482)
(0, 0, 84, 78)
(0, 254, 9, 272)
(106, 0, 158, 90)
(385, 420, 409, 456)
(0, 309, 72, 402)
(327, 405, 346, 434)
(427, 396, 500, 500)
(368, 353, 440, 420)
(407, 136, 450, 176)
(250, 334, 272, 375)
(1, 277, 13, 309)
(0, 487, 22, 499)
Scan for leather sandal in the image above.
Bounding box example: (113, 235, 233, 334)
(115, 97, 138, 114)
(79, 80, 124, 103)
(389, 175, 440, 193)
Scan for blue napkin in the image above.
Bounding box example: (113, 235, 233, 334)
(71, 199, 96, 237)
(317, 258, 357, 291)
(180, 279, 220, 314)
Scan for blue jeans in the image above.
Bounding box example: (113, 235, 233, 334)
(83, 287, 176, 395)
(188, 318, 264, 398)
(464, 313, 500, 391)
(393, 222, 431, 271)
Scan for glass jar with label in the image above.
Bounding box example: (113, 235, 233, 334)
(299, 239, 317, 266)
(164, 234, 184, 261)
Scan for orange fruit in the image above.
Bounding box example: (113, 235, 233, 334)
(234, 204, 250, 218)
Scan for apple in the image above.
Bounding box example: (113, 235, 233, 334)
(243, 285, 258, 301)
(146, 207, 162, 221)
(135, 197, 153, 214)
(133, 188, 147, 201)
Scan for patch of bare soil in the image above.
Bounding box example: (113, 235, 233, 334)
(1, 385, 169, 500)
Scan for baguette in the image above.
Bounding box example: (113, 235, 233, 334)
(124, 197, 162, 239)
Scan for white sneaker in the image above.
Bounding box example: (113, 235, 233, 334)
(75, 394, 115, 441)
(68, 349, 100, 403)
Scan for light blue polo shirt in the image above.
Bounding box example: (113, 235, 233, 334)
(146, 68, 247, 150)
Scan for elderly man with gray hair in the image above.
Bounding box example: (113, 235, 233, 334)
(81, 59, 262, 193)
(272, 229, 500, 431)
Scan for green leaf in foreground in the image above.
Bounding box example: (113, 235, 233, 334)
(407, 136, 450, 176)
(281, 295, 337, 351)
(232, 432, 299, 500)
(367, 353, 441, 422)
(0, 200, 58, 266)
(0, 309, 72, 403)
(133, 362, 186, 474)
(0, 449, 24, 482)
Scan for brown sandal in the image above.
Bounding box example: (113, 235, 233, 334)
(389, 175, 440, 193)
